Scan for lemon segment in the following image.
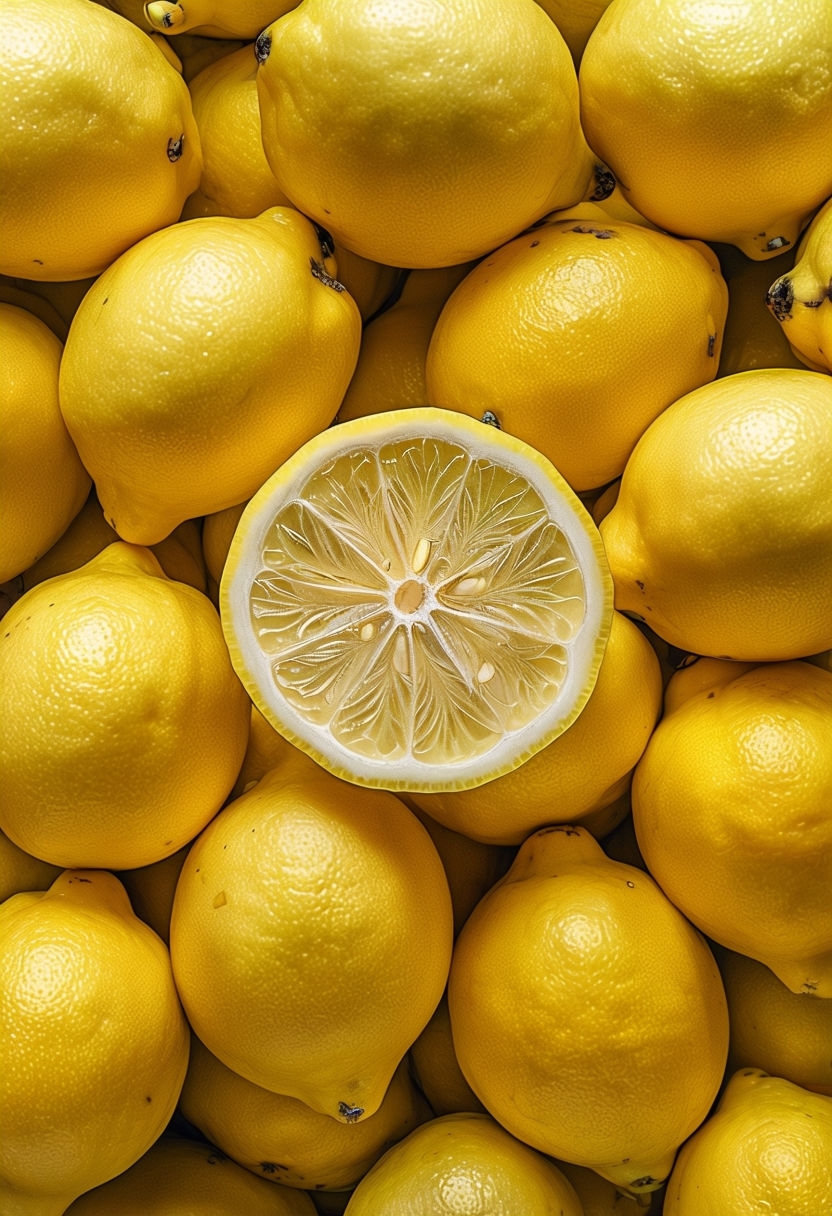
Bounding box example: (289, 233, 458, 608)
(221, 408, 612, 791)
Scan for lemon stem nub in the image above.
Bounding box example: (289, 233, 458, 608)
(145, 1, 185, 30)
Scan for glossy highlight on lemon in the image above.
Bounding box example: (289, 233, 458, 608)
(220, 408, 613, 791)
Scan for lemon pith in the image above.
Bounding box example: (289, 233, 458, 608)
(221, 408, 612, 791)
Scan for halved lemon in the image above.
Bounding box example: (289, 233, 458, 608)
(220, 408, 613, 791)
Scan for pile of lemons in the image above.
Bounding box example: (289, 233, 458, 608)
(2, 0, 832, 1213)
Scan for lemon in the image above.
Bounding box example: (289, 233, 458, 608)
(715, 945, 832, 1097)
(0, 542, 250, 870)
(220, 407, 613, 792)
(0, 869, 189, 1216)
(117, 846, 189, 946)
(337, 265, 475, 423)
(599, 368, 832, 661)
(554, 1160, 641, 1216)
(255, 0, 602, 268)
(407, 992, 487, 1117)
(111, 0, 301, 39)
(716, 244, 808, 376)
(0, 0, 201, 281)
(169, 747, 453, 1121)
(58, 207, 362, 545)
(343, 1112, 584, 1216)
(63, 1134, 316, 1216)
(181, 42, 290, 220)
(631, 659, 832, 997)
(20, 493, 207, 596)
(579, 0, 832, 259)
(663, 1069, 832, 1215)
(180, 1038, 431, 1192)
(0, 303, 90, 584)
(408, 610, 662, 845)
(447, 825, 729, 1197)
(425, 215, 728, 491)
(766, 193, 832, 373)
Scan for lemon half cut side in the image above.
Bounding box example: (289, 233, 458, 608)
(220, 408, 613, 792)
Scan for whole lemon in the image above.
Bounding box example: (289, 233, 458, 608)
(631, 659, 832, 997)
(0, 870, 189, 1215)
(426, 215, 728, 491)
(0, 542, 251, 870)
(448, 825, 729, 1198)
(255, 0, 601, 268)
(0, 303, 90, 583)
(663, 1069, 832, 1215)
(58, 207, 362, 545)
(0, 0, 201, 281)
(579, 0, 832, 259)
(170, 748, 453, 1122)
(343, 1112, 585, 1216)
(599, 367, 832, 661)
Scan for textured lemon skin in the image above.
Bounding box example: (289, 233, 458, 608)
(600, 368, 832, 661)
(579, 0, 832, 259)
(0, 870, 189, 1215)
(256, 0, 598, 268)
(170, 750, 453, 1122)
(426, 216, 728, 491)
(448, 826, 729, 1197)
(663, 1069, 832, 1215)
(58, 207, 361, 545)
(0, 303, 90, 584)
(0, 543, 251, 871)
(632, 660, 832, 997)
(343, 1112, 585, 1216)
(0, 0, 202, 281)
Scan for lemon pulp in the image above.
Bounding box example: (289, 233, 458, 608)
(221, 408, 612, 791)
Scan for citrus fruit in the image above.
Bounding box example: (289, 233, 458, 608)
(342, 1112, 584, 1216)
(63, 1134, 316, 1216)
(534, 0, 614, 65)
(220, 407, 613, 792)
(599, 367, 832, 661)
(426, 213, 728, 491)
(180, 1038, 431, 1192)
(631, 659, 832, 997)
(337, 265, 475, 423)
(19, 493, 207, 596)
(169, 747, 454, 1121)
(181, 42, 290, 220)
(579, 0, 832, 259)
(0, 0, 201, 281)
(716, 244, 808, 375)
(407, 609, 662, 844)
(663, 1069, 832, 1215)
(407, 992, 487, 1117)
(715, 945, 832, 1097)
(255, 0, 603, 268)
(0, 542, 250, 870)
(447, 825, 729, 1197)
(766, 193, 832, 373)
(0, 869, 189, 1215)
(113, 0, 301, 39)
(58, 206, 361, 545)
(0, 302, 90, 584)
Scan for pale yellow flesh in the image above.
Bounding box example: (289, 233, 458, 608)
(249, 436, 586, 768)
